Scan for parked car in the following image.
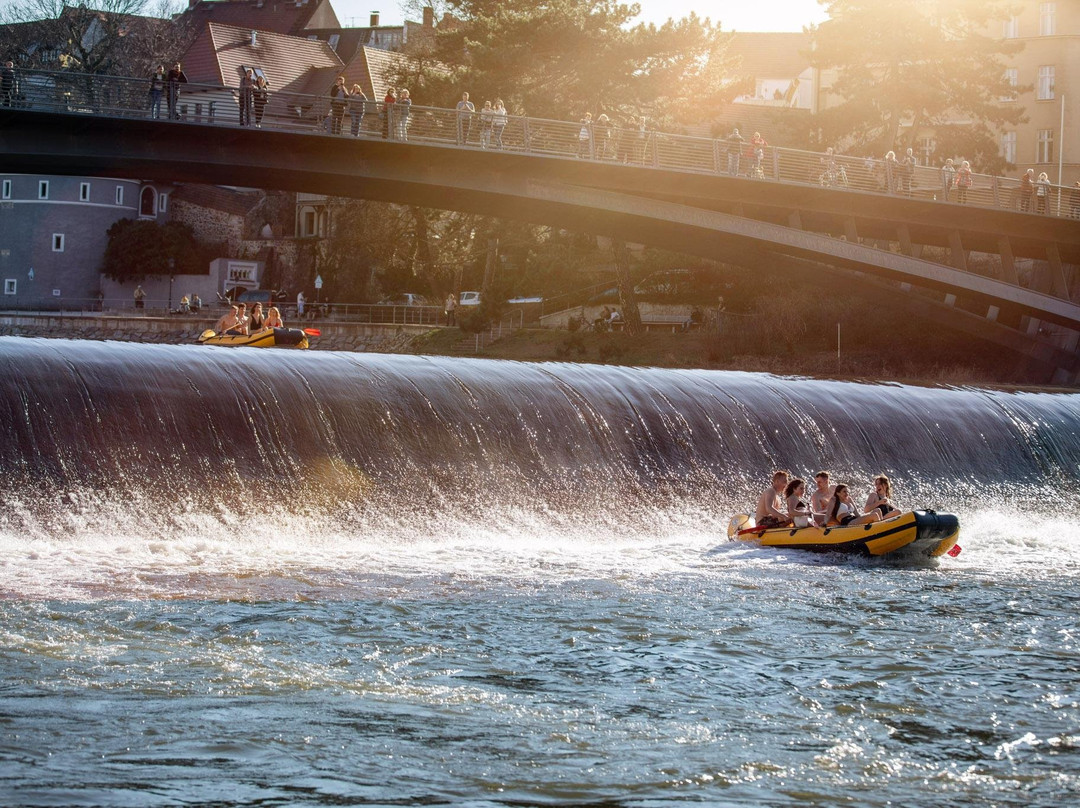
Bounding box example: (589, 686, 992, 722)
(459, 291, 481, 306)
(379, 293, 429, 306)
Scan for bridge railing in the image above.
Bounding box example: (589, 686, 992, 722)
(6, 68, 1079, 220)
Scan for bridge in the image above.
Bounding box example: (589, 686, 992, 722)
(2, 70, 1078, 382)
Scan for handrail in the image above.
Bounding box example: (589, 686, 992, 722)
(4, 67, 1078, 220)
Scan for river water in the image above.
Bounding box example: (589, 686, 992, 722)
(1, 336, 1078, 806)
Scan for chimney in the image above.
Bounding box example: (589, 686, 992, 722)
(250, 29, 257, 47)
(423, 6, 434, 28)
(370, 11, 380, 27)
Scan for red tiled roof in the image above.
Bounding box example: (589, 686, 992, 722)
(340, 46, 425, 101)
(179, 0, 340, 37)
(171, 184, 264, 217)
(182, 21, 342, 91)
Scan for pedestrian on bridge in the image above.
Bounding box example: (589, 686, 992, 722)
(578, 113, 594, 158)
(1020, 168, 1035, 212)
(954, 160, 973, 205)
(238, 68, 254, 127)
(1070, 182, 1080, 219)
(884, 151, 899, 194)
(479, 100, 493, 148)
(148, 65, 165, 119)
(348, 84, 367, 136)
(492, 99, 507, 149)
(456, 92, 475, 145)
(727, 128, 744, 175)
(253, 76, 269, 128)
(1035, 172, 1051, 214)
(940, 158, 956, 202)
(396, 88, 412, 140)
(166, 62, 187, 120)
(329, 76, 348, 135)
(0, 60, 15, 108)
(383, 88, 396, 139)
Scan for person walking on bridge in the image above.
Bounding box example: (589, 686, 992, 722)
(253, 75, 269, 128)
(238, 68, 254, 127)
(329, 76, 348, 135)
(166, 62, 187, 120)
(456, 92, 475, 145)
(148, 65, 165, 119)
(954, 160, 973, 204)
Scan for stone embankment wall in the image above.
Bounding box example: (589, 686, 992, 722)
(0, 314, 428, 353)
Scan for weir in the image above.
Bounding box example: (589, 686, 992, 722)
(2, 338, 1078, 518)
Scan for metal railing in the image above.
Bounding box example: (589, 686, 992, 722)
(5, 67, 1079, 220)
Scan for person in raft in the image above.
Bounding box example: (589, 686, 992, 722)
(864, 474, 903, 519)
(827, 484, 882, 527)
(784, 477, 815, 528)
(755, 469, 791, 528)
(215, 305, 244, 336)
(264, 306, 284, 328)
(810, 470, 835, 526)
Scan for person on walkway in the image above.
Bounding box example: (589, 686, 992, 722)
(133, 285, 146, 309)
(577, 112, 593, 158)
(617, 116, 637, 163)
(166, 62, 187, 120)
(238, 68, 254, 126)
(1070, 181, 1080, 219)
(596, 113, 613, 159)
(1035, 172, 1051, 214)
(456, 92, 475, 145)
(329, 76, 348, 135)
(750, 131, 769, 178)
(900, 147, 917, 195)
(883, 150, 899, 194)
(1020, 168, 1035, 211)
(148, 65, 165, 119)
(253, 75, 269, 128)
(726, 128, 744, 175)
(1, 60, 16, 108)
(383, 87, 396, 139)
(755, 470, 791, 529)
(296, 290, 305, 318)
(348, 83, 367, 136)
(492, 98, 507, 149)
(954, 160, 973, 204)
(940, 158, 956, 202)
(444, 292, 457, 326)
(396, 88, 411, 140)
(479, 100, 494, 148)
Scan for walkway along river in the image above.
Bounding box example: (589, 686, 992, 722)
(1, 336, 1078, 805)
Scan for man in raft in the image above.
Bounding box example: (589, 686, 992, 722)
(755, 470, 791, 529)
(215, 305, 244, 336)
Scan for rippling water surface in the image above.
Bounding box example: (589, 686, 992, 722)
(1, 338, 1078, 805)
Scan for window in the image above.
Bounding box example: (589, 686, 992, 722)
(80, 182, 90, 201)
(240, 64, 268, 82)
(1037, 129, 1054, 163)
(1001, 132, 1016, 165)
(52, 234, 65, 252)
(115, 185, 124, 205)
(327, 34, 340, 51)
(1003, 16, 1019, 38)
(1001, 68, 1018, 101)
(38, 181, 49, 199)
(918, 136, 935, 165)
(159, 193, 168, 212)
(302, 209, 317, 237)
(139, 187, 156, 217)
(1037, 66, 1055, 100)
(1040, 3, 1056, 36)
(1, 180, 10, 199)
(3, 279, 15, 295)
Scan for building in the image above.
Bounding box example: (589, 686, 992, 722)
(995, 1, 1079, 185)
(177, 0, 340, 38)
(0, 175, 169, 308)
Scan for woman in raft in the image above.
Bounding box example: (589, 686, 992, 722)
(827, 483, 882, 527)
(864, 474, 903, 520)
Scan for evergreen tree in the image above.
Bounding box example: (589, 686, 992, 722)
(809, 0, 1026, 171)
(401, 0, 740, 127)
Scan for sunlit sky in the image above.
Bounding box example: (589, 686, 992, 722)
(339, 1, 831, 32)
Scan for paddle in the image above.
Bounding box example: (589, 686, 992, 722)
(199, 329, 216, 341)
(303, 328, 321, 337)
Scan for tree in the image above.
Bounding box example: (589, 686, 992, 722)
(102, 219, 206, 283)
(0, 0, 195, 76)
(809, 0, 1027, 171)
(396, 0, 741, 128)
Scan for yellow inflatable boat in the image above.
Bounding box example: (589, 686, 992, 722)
(197, 327, 309, 349)
(727, 510, 960, 559)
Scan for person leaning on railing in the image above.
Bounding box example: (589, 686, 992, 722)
(166, 62, 187, 120)
(148, 65, 165, 119)
(348, 84, 367, 136)
(253, 76, 269, 128)
(1, 60, 17, 108)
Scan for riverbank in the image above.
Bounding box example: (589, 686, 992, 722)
(2, 312, 1073, 389)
